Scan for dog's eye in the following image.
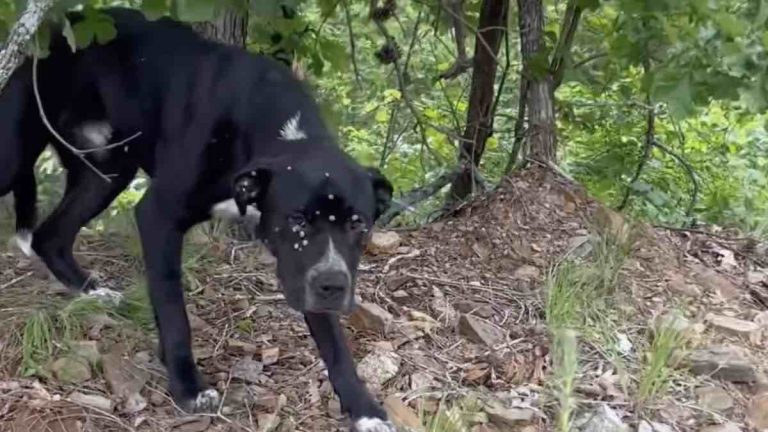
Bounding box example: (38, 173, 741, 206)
(287, 213, 308, 229)
(348, 215, 367, 232)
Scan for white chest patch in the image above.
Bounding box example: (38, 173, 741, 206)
(211, 199, 261, 222)
(279, 111, 307, 141)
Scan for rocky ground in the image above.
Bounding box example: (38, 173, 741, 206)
(0, 166, 767, 432)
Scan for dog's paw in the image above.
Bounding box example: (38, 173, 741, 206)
(85, 287, 123, 307)
(353, 417, 397, 432)
(191, 389, 221, 413)
(10, 230, 35, 257)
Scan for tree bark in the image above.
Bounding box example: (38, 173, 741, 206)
(191, 7, 248, 47)
(0, 0, 54, 92)
(448, 0, 509, 201)
(191, 6, 251, 239)
(518, 0, 557, 162)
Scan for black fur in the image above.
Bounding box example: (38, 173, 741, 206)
(0, 8, 393, 427)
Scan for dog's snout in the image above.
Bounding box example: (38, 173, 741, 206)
(311, 271, 349, 302)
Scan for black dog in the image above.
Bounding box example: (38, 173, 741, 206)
(0, 8, 396, 431)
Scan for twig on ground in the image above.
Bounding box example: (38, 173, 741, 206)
(0, 272, 33, 290)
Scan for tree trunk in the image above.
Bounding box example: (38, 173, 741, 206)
(190, 7, 248, 47)
(518, 0, 557, 162)
(191, 6, 252, 239)
(448, 0, 510, 201)
(0, 0, 54, 92)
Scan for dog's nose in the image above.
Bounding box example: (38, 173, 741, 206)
(310, 271, 349, 307)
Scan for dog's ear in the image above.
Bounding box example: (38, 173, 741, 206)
(233, 169, 272, 216)
(366, 167, 393, 220)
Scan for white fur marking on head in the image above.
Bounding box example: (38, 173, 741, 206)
(354, 417, 396, 432)
(305, 237, 351, 288)
(13, 230, 35, 257)
(279, 111, 308, 141)
(210, 199, 261, 222)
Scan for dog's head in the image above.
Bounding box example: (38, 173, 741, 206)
(232, 153, 393, 313)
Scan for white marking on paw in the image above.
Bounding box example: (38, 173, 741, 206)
(278, 111, 307, 141)
(193, 389, 220, 412)
(354, 417, 396, 432)
(13, 230, 35, 257)
(86, 288, 123, 306)
(210, 199, 261, 222)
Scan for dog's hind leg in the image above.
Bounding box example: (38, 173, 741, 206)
(32, 164, 137, 295)
(11, 169, 37, 256)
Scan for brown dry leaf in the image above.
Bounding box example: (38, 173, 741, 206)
(463, 363, 491, 384)
(261, 347, 280, 366)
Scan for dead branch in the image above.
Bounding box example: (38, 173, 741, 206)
(619, 53, 654, 211)
(438, 0, 472, 80)
(650, 138, 699, 222)
(371, 7, 442, 165)
(0, 0, 54, 92)
(503, 78, 529, 175)
(341, 0, 363, 89)
(618, 96, 655, 211)
(378, 166, 463, 226)
(550, 0, 583, 89)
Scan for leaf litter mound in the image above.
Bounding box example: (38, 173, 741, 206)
(1, 165, 767, 431)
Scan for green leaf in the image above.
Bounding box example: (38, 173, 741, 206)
(251, 0, 301, 18)
(319, 38, 348, 72)
(652, 72, 694, 119)
(93, 20, 117, 44)
(374, 109, 389, 123)
(62, 17, 76, 53)
(577, 0, 600, 10)
(630, 181, 652, 193)
(757, 0, 768, 26)
(141, 0, 169, 20)
(715, 13, 746, 39)
(528, 51, 551, 79)
(318, 0, 338, 17)
(31, 21, 51, 58)
(72, 8, 117, 49)
(174, 0, 216, 22)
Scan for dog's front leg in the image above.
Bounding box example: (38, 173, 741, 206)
(305, 312, 395, 432)
(135, 189, 220, 413)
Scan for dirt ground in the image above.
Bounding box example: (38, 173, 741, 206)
(1, 166, 767, 432)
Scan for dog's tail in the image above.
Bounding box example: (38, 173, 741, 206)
(10, 170, 37, 257)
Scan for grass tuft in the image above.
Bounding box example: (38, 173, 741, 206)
(421, 397, 482, 432)
(115, 278, 154, 331)
(550, 328, 579, 432)
(21, 310, 55, 377)
(637, 312, 687, 404)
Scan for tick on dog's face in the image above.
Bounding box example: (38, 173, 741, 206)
(233, 157, 393, 313)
